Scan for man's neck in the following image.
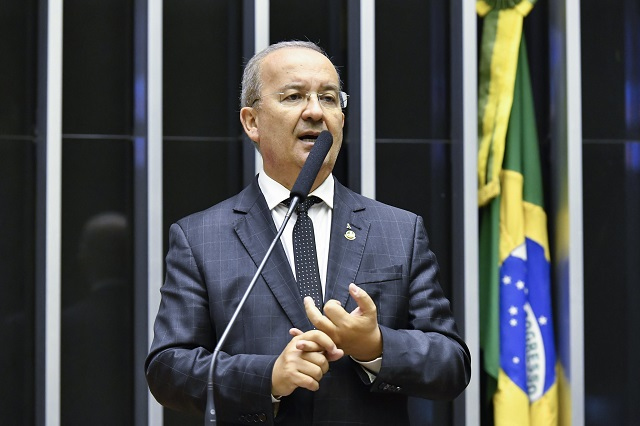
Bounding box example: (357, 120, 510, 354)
(262, 169, 330, 193)
(258, 171, 335, 210)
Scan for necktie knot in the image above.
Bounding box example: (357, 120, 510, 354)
(283, 196, 320, 214)
(297, 196, 320, 214)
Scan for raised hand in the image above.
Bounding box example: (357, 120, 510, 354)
(304, 283, 383, 362)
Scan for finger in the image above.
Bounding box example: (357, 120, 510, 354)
(303, 297, 324, 322)
(325, 347, 345, 362)
(286, 369, 321, 392)
(300, 351, 330, 375)
(349, 283, 376, 316)
(299, 329, 343, 359)
(294, 371, 322, 392)
(289, 328, 303, 337)
(322, 299, 349, 324)
(287, 354, 328, 390)
(293, 330, 342, 359)
(295, 341, 345, 362)
(308, 330, 344, 362)
(304, 297, 338, 333)
(295, 339, 324, 352)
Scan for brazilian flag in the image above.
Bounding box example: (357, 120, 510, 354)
(478, 1, 559, 424)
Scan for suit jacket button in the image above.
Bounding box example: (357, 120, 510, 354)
(259, 413, 267, 422)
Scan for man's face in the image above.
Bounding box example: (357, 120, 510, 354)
(240, 47, 345, 190)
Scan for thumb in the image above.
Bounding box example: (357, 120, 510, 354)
(349, 283, 376, 316)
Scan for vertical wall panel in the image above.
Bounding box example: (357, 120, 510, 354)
(0, 0, 38, 424)
(581, 0, 640, 423)
(160, 2, 243, 424)
(60, 0, 136, 424)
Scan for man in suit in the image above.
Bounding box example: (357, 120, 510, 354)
(146, 40, 471, 425)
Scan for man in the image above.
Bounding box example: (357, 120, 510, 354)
(146, 40, 471, 425)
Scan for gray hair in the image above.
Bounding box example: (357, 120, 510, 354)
(240, 41, 340, 108)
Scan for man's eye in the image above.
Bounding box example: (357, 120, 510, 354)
(319, 93, 338, 105)
(282, 92, 304, 102)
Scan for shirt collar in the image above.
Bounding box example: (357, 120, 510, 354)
(258, 171, 334, 210)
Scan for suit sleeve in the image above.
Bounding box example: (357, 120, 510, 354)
(371, 216, 471, 400)
(145, 222, 277, 423)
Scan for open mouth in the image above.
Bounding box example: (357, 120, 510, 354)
(298, 133, 319, 143)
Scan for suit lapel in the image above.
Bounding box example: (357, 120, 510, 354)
(232, 181, 313, 331)
(325, 181, 370, 307)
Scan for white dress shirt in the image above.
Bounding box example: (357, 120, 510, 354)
(258, 171, 333, 294)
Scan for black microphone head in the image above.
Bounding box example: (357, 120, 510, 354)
(289, 130, 333, 199)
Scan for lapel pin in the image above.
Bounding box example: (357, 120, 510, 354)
(344, 223, 356, 240)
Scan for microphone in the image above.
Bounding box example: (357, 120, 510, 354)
(204, 130, 333, 425)
(289, 130, 334, 200)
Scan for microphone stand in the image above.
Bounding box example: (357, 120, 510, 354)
(204, 129, 333, 425)
(204, 196, 303, 425)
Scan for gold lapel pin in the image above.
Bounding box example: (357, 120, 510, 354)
(344, 223, 356, 240)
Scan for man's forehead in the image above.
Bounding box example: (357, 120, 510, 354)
(261, 47, 339, 82)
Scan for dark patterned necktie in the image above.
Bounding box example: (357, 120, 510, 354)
(288, 196, 323, 309)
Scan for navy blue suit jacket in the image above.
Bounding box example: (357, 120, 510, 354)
(145, 178, 470, 425)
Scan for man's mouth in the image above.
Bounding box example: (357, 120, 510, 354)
(298, 133, 320, 143)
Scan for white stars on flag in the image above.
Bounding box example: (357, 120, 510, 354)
(538, 316, 548, 326)
(503, 275, 528, 293)
(508, 306, 519, 327)
(513, 357, 521, 365)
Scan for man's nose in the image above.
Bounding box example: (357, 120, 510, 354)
(301, 93, 324, 120)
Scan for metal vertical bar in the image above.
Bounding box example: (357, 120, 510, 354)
(36, 0, 63, 424)
(565, 0, 584, 423)
(145, 0, 164, 424)
(241, 0, 269, 186)
(461, 1, 480, 422)
(450, 0, 479, 424)
(550, 0, 584, 424)
(253, 0, 269, 176)
(45, 2, 63, 422)
(359, 0, 375, 199)
(132, 0, 161, 424)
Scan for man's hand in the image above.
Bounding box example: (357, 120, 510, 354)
(304, 283, 383, 361)
(271, 329, 344, 397)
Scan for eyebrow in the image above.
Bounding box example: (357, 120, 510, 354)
(280, 82, 340, 92)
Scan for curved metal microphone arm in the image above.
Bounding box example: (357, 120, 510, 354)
(204, 196, 301, 425)
(203, 131, 331, 424)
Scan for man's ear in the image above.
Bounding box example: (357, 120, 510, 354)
(240, 107, 259, 143)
